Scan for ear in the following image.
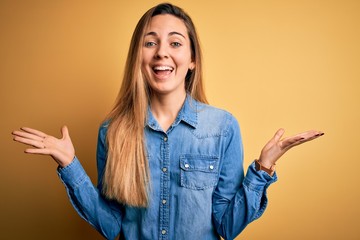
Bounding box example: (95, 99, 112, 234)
(189, 61, 195, 71)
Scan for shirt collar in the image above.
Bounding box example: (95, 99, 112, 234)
(146, 95, 198, 131)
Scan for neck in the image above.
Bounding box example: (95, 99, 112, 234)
(150, 91, 187, 132)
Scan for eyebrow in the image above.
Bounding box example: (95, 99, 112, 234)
(144, 31, 186, 39)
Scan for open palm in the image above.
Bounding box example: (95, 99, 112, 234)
(259, 128, 324, 168)
(12, 126, 75, 168)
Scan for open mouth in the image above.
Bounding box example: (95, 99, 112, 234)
(152, 65, 174, 76)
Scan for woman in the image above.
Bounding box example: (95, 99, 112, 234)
(12, 3, 323, 240)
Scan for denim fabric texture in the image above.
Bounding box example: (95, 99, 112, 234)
(58, 95, 277, 240)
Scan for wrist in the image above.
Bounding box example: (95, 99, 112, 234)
(57, 155, 75, 169)
(255, 159, 276, 176)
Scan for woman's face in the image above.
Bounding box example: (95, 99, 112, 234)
(142, 14, 195, 97)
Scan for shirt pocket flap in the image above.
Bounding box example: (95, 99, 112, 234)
(179, 155, 219, 190)
(180, 155, 219, 173)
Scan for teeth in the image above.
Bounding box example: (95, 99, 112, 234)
(153, 66, 173, 71)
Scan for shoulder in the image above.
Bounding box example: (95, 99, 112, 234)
(194, 101, 240, 137)
(98, 121, 110, 144)
(197, 102, 235, 120)
(99, 120, 109, 131)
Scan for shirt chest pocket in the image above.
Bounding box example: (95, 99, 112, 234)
(179, 155, 219, 190)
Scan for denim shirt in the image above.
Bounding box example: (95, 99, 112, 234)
(58, 96, 277, 240)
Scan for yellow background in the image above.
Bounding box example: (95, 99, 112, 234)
(1, 0, 359, 239)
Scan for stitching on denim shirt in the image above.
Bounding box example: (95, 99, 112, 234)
(190, 113, 231, 139)
(73, 173, 88, 189)
(190, 129, 224, 138)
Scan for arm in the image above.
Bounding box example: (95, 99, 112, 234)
(12, 126, 123, 239)
(212, 117, 323, 239)
(212, 117, 276, 239)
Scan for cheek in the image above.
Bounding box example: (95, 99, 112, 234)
(140, 57, 151, 73)
(141, 50, 152, 66)
(181, 49, 194, 69)
(175, 53, 190, 67)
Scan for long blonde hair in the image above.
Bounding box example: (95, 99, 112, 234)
(102, 3, 208, 207)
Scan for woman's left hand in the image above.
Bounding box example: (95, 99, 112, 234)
(258, 129, 324, 168)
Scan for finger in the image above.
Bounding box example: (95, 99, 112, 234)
(12, 130, 44, 141)
(281, 136, 305, 149)
(20, 127, 47, 138)
(273, 128, 285, 142)
(13, 135, 45, 148)
(293, 130, 324, 141)
(281, 131, 324, 150)
(302, 132, 324, 142)
(61, 125, 70, 140)
(309, 131, 324, 138)
(25, 148, 51, 155)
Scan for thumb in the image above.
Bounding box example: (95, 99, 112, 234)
(273, 128, 285, 142)
(61, 125, 70, 140)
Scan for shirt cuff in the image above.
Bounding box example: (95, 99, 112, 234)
(243, 161, 278, 192)
(57, 156, 87, 190)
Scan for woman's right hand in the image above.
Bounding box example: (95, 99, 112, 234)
(12, 126, 75, 168)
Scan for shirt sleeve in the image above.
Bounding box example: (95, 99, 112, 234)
(57, 124, 123, 239)
(212, 115, 277, 240)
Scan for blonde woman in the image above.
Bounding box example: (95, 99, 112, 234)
(12, 3, 323, 240)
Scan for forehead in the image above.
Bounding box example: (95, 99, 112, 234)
(146, 14, 188, 37)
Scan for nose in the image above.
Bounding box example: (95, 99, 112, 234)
(154, 43, 169, 59)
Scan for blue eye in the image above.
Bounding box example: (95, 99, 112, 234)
(145, 42, 156, 47)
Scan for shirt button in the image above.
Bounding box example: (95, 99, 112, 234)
(162, 167, 167, 172)
(161, 230, 167, 235)
(163, 137, 168, 142)
(209, 165, 214, 170)
(184, 163, 190, 169)
(162, 199, 167, 204)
